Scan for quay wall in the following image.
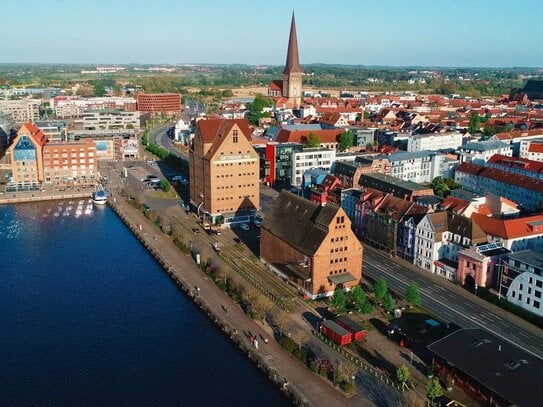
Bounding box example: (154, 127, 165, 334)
(0, 192, 92, 205)
(108, 199, 313, 407)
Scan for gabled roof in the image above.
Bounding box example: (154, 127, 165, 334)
(197, 118, 252, 144)
(471, 212, 543, 239)
(440, 196, 470, 215)
(19, 122, 46, 147)
(262, 191, 341, 257)
(269, 80, 283, 91)
(425, 211, 486, 243)
(374, 194, 419, 222)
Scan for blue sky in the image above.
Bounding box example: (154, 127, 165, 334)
(3, 0, 543, 67)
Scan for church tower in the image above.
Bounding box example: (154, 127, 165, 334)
(282, 13, 302, 107)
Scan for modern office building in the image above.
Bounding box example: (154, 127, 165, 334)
(136, 93, 181, 116)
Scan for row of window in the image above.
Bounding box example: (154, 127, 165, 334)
(331, 236, 349, 243)
(330, 247, 348, 253)
(329, 268, 347, 276)
(330, 257, 348, 264)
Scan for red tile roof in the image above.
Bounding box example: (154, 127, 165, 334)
(197, 118, 252, 144)
(20, 122, 46, 147)
(487, 154, 543, 173)
(528, 143, 543, 153)
(457, 161, 543, 192)
(440, 196, 469, 215)
(472, 212, 543, 239)
(275, 128, 343, 144)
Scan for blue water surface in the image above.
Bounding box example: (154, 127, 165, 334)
(0, 201, 288, 406)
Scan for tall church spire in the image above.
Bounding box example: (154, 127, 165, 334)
(284, 12, 302, 74)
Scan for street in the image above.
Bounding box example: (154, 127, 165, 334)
(363, 248, 543, 360)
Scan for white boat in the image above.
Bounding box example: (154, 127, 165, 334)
(92, 188, 108, 205)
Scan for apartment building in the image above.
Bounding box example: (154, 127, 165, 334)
(0, 99, 41, 123)
(459, 140, 512, 164)
(407, 131, 464, 152)
(455, 162, 543, 212)
(501, 250, 543, 317)
(42, 139, 97, 186)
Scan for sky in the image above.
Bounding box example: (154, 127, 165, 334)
(3, 0, 543, 67)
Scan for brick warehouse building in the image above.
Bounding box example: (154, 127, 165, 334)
(261, 191, 363, 299)
(136, 93, 181, 116)
(189, 118, 260, 225)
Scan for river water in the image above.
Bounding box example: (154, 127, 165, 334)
(0, 200, 288, 406)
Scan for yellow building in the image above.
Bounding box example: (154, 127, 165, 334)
(189, 118, 260, 225)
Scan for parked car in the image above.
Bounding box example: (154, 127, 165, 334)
(253, 219, 261, 227)
(240, 223, 250, 231)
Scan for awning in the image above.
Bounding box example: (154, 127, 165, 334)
(328, 272, 357, 285)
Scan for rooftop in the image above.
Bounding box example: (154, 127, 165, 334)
(428, 328, 543, 407)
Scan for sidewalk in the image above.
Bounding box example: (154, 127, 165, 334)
(108, 189, 363, 406)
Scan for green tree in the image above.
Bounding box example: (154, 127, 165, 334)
(246, 94, 273, 125)
(468, 112, 481, 134)
(373, 277, 388, 302)
(331, 287, 347, 312)
(93, 81, 106, 97)
(429, 176, 449, 198)
(338, 130, 354, 151)
(160, 179, 171, 192)
(396, 364, 411, 388)
(361, 301, 375, 314)
(349, 285, 366, 310)
(426, 376, 443, 406)
(383, 292, 394, 312)
(304, 132, 321, 148)
(405, 282, 421, 306)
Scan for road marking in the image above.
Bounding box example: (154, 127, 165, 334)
(365, 265, 543, 359)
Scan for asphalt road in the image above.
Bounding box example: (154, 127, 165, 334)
(363, 248, 543, 360)
(147, 125, 543, 360)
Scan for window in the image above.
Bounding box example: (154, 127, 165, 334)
(233, 130, 238, 143)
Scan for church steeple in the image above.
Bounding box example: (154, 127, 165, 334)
(282, 12, 303, 107)
(284, 12, 302, 74)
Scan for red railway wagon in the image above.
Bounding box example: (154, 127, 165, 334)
(320, 320, 352, 346)
(336, 315, 367, 342)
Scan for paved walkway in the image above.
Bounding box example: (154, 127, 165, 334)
(108, 189, 364, 406)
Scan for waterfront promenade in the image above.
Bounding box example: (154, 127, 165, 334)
(106, 189, 363, 406)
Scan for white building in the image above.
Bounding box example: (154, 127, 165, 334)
(292, 147, 335, 186)
(520, 138, 543, 161)
(503, 250, 543, 317)
(459, 140, 512, 164)
(386, 150, 449, 184)
(0, 99, 41, 123)
(53, 97, 136, 119)
(407, 131, 464, 152)
(414, 211, 486, 280)
(74, 109, 140, 131)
